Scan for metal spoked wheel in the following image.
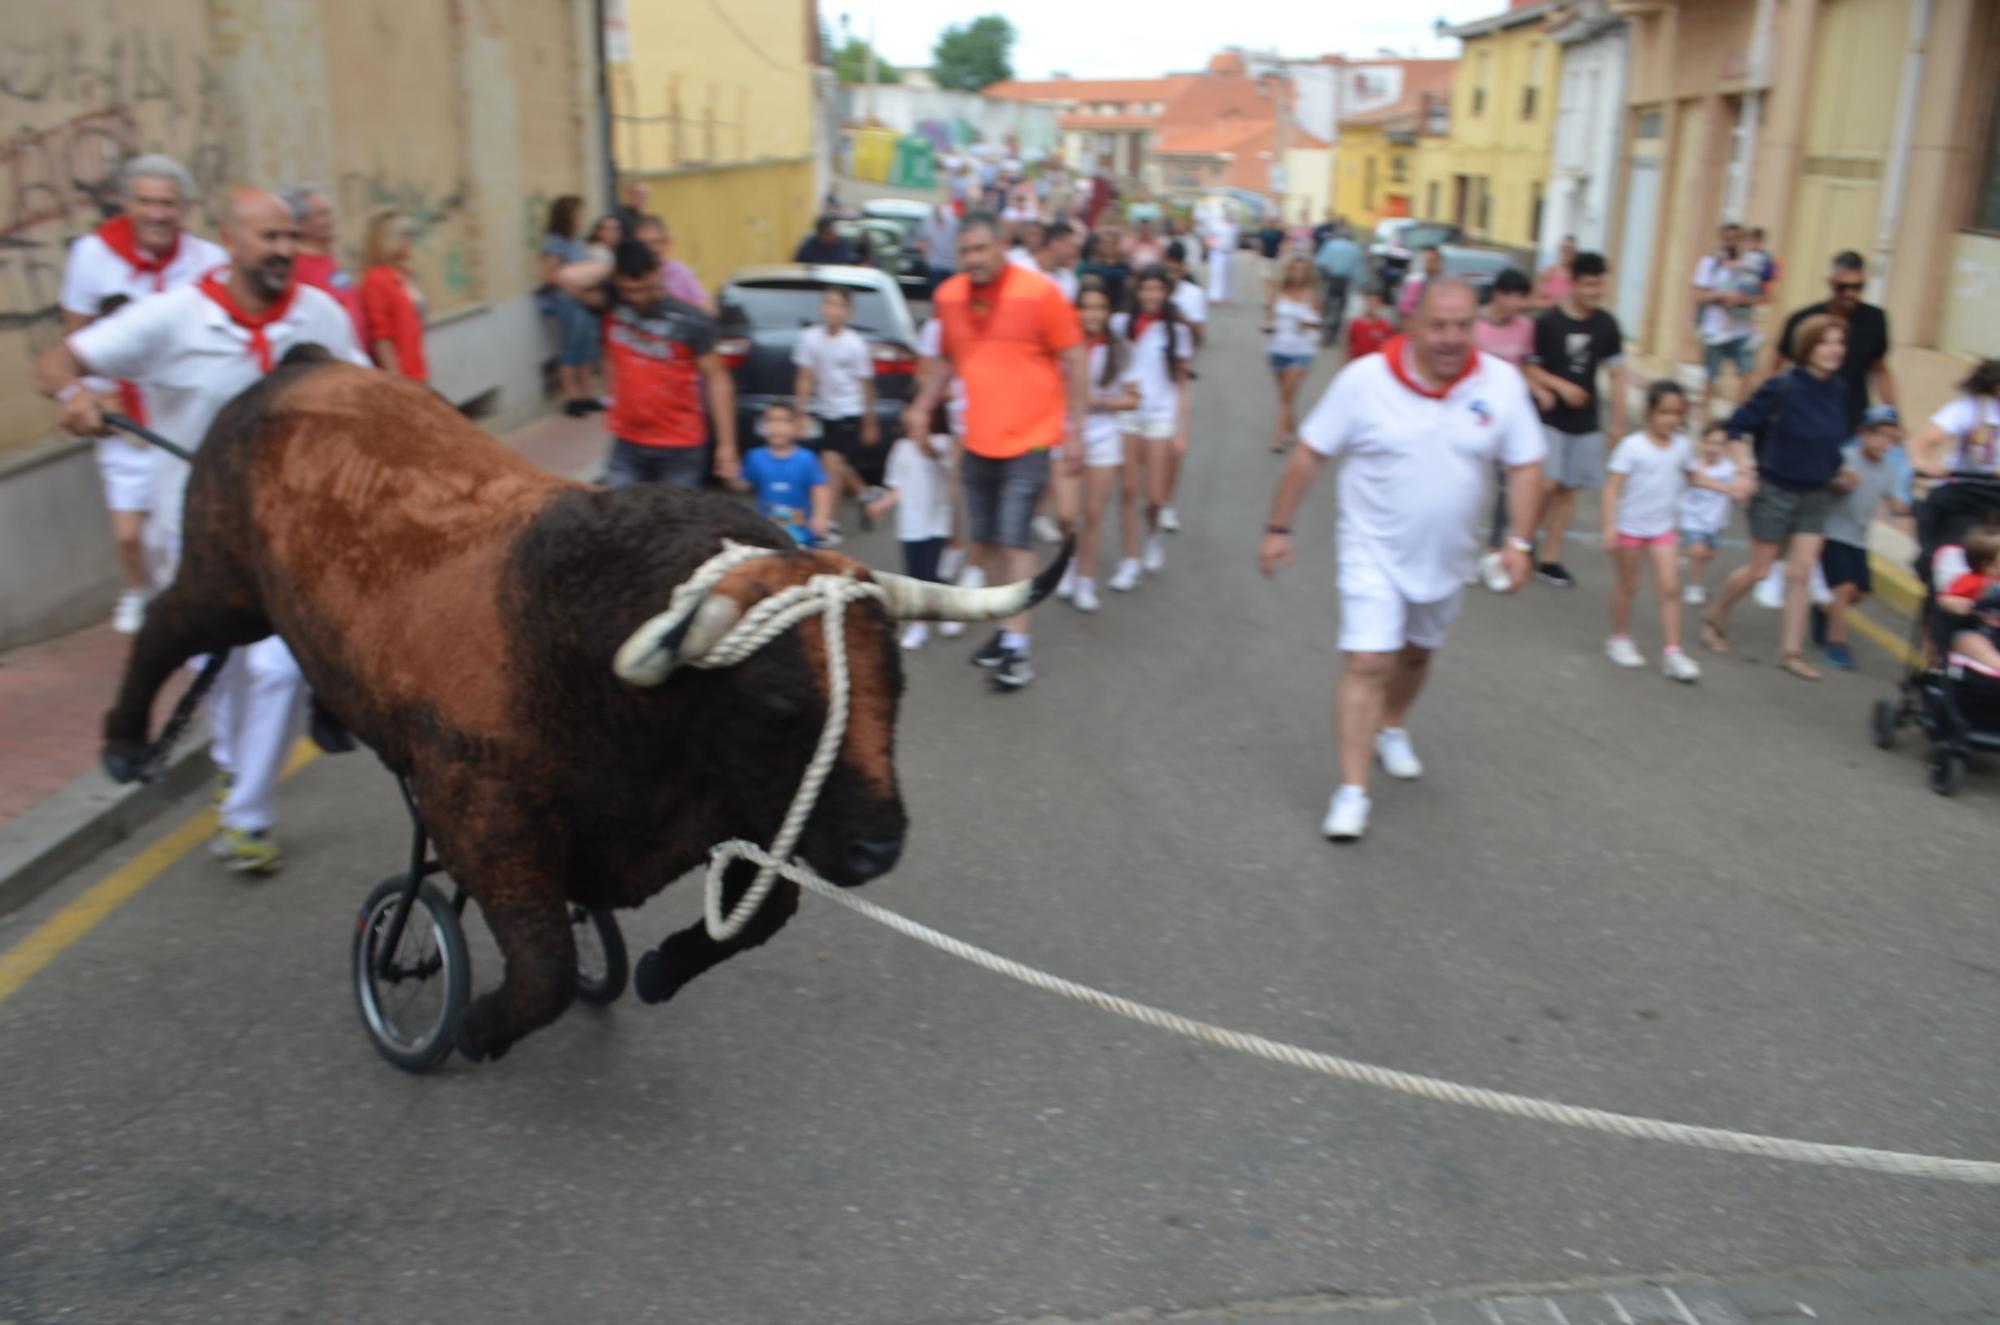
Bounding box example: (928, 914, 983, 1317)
(572, 905, 629, 1006)
(353, 875, 470, 1073)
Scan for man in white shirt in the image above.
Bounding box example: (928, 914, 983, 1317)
(60, 154, 229, 635)
(34, 187, 368, 875)
(1689, 222, 1764, 422)
(1259, 281, 1546, 841)
(1205, 213, 1238, 305)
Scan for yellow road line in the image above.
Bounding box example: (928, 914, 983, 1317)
(1847, 604, 1921, 669)
(0, 740, 320, 1007)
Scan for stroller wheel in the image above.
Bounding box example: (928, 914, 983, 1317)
(1928, 748, 1967, 797)
(1871, 697, 1901, 750)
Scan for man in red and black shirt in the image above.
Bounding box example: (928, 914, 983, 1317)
(557, 239, 739, 489)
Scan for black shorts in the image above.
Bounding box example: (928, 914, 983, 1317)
(1821, 539, 1872, 593)
(810, 414, 863, 464)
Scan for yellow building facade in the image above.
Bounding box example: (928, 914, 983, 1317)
(1613, 0, 1999, 417)
(609, 0, 819, 289)
(1438, 3, 1562, 250)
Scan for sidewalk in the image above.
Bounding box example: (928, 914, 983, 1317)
(0, 410, 607, 913)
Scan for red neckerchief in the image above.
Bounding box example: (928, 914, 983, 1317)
(196, 268, 298, 372)
(1131, 312, 1161, 343)
(97, 214, 179, 292)
(966, 263, 1013, 334)
(1380, 334, 1480, 400)
(1086, 331, 1109, 348)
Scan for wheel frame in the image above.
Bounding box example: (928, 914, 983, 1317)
(1871, 696, 1901, 750)
(571, 905, 629, 1006)
(1927, 746, 1967, 797)
(353, 874, 471, 1073)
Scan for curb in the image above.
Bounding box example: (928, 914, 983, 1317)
(1869, 548, 1925, 621)
(0, 733, 213, 921)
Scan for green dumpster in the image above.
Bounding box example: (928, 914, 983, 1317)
(890, 135, 936, 191)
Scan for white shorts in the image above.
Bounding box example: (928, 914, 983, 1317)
(1083, 419, 1124, 468)
(1337, 553, 1462, 654)
(95, 436, 156, 514)
(1119, 414, 1176, 441)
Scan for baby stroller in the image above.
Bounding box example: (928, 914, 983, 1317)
(1871, 472, 2000, 795)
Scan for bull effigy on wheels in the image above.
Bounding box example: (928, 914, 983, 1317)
(104, 347, 1067, 1072)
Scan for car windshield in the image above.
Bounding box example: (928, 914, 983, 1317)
(1402, 223, 1457, 249)
(721, 282, 900, 338)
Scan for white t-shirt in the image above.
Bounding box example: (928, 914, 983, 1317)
(1607, 431, 1696, 538)
(1084, 339, 1142, 451)
(1006, 246, 1039, 271)
(1692, 252, 1759, 344)
(1044, 264, 1079, 303)
(1269, 295, 1320, 358)
(915, 319, 966, 435)
(60, 229, 228, 316)
(1206, 220, 1238, 253)
(1680, 454, 1738, 535)
(883, 436, 955, 543)
(1930, 394, 2000, 473)
(1109, 312, 1194, 424)
(67, 279, 367, 577)
(792, 324, 874, 421)
(1171, 279, 1207, 331)
(1299, 341, 1547, 602)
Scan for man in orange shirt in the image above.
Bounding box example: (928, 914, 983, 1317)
(907, 211, 1087, 689)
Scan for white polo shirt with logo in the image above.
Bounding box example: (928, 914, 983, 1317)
(1300, 334, 1547, 604)
(67, 278, 367, 579)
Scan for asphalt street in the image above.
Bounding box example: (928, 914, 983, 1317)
(2, 267, 1997, 1325)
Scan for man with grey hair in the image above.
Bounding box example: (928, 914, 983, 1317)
(283, 182, 362, 334)
(60, 153, 227, 635)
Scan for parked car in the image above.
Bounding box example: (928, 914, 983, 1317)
(715, 264, 920, 470)
(1372, 219, 1463, 296)
(836, 215, 930, 302)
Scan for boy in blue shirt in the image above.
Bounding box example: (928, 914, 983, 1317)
(742, 401, 833, 547)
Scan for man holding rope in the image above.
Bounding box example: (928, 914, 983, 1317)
(1260, 280, 1545, 842)
(32, 187, 366, 874)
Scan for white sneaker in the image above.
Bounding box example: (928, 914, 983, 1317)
(1159, 505, 1181, 533)
(1606, 636, 1646, 668)
(1031, 514, 1063, 545)
(938, 546, 967, 582)
(1072, 578, 1101, 612)
(1753, 567, 1784, 610)
(938, 620, 966, 639)
(111, 589, 148, 635)
(1056, 562, 1077, 600)
(1478, 551, 1513, 594)
(1662, 649, 1702, 683)
(1374, 728, 1423, 780)
(1108, 558, 1143, 592)
(1142, 532, 1166, 573)
(1682, 583, 1707, 606)
(899, 622, 930, 651)
(1322, 785, 1371, 841)
(957, 563, 987, 589)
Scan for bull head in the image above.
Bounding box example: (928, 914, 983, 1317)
(612, 539, 1072, 688)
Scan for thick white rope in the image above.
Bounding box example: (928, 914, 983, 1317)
(673, 543, 2000, 1184)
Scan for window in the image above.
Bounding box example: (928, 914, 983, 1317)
(1476, 177, 1491, 233)
(1530, 181, 1544, 242)
(1365, 156, 1377, 210)
(1636, 108, 1664, 139)
(1426, 180, 1440, 217)
(1976, 80, 2000, 232)
(1521, 85, 1538, 119)
(1472, 50, 1490, 116)
(1523, 43, 1542, 119)
(1390, 154, 1407, 184)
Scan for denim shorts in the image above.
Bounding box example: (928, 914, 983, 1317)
(1681, 528, 1722, 550)
(604, 438, 708, 489)
(553, 295, 601, 367)
(1703, 336, 1755, 381)
(961, 449, 1050, 549)
(1269, 352, 1313, 373)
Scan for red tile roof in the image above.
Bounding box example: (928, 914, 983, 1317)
(1338, 60, 1457, 131)
(985, 77, 1196, 106)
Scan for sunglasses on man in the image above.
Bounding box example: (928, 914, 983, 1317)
(1831, 280, 1864, 294)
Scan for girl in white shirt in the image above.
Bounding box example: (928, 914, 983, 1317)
(1911, 359, 2000, 477)
(1264, 256, 1321, 453)
(1107, 269, 1194, 592)
(1063, 280, 1140, 612)
(1600, 381, 1732, 681)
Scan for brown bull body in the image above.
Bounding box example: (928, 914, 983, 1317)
(105, 354, 913, 1061)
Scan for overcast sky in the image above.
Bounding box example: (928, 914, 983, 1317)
(838, 1, 1506, 80)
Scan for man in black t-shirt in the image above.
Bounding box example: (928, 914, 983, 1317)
(1773, 249, 1896, 431)
(794, 216, 859, 266)
(1521, 250, 1626, 589)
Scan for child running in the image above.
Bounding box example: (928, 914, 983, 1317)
(1678, 422, 1738, 606)
(866, 417, 958, 650)
(792, 285, 879, 531)
(1940, 527, 2000, 677)
(1065, 280, 1140, 610)
(742, 401, 831, 548)
(1264, 257, 1321, 453)
(1107, 267, 1194, 592)
(1601, 381, 1720, 682)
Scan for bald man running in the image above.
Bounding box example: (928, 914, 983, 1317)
(1260, 280, 1547, 842)
(34, 187, 368, 873)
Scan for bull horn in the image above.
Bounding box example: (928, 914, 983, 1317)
(613, 593, 744, 686)
(875, 535, 1074, 621)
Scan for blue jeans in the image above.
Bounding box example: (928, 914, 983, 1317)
(603, 438, 707, 489)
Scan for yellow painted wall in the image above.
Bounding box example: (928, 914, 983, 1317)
(612, 0, 814, 172)
(1412, 137, 1454, 224)
(637, 160, 817, 293)
(1282, 148, 1336, 227)
(1441, 23, 1559, 247)
(1333, 126, 1385, 225)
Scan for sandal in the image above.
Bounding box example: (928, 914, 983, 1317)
(1780, 652, 1823, 682)
(1700, 616, 1731, 655)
